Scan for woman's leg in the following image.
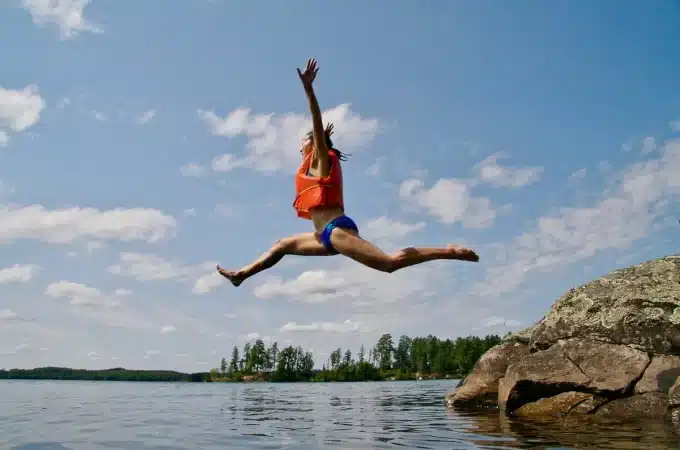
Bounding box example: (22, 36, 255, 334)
(329, 228, 478, 273)
(217, 232, 330, 286)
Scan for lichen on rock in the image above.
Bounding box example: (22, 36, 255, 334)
(501, 324, 538, 345)
(530, 255, 680, 354)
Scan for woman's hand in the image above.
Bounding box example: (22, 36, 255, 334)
(325, 122, 334, 137)
(297, 58, 319, 89)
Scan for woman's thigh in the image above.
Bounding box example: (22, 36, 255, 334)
(329, 228, 391, 270)
(286, 232, 332, 256)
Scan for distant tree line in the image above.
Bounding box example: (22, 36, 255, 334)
(211, 333, 501, 382)
(0, 367, 209, 382)
(0, 334, 500, 383)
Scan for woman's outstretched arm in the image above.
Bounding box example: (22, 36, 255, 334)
(297, 58, 330, 173)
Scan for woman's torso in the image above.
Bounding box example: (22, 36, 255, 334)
(309, 206, 345, 232)
(305, 158, 345, 232)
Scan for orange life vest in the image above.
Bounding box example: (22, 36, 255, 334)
(293, 151, 344, 219)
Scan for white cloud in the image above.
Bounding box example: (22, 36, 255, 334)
(20, 0, 101, 39)
(160, 325, 176, 334)
(567, 168, 587, 184)
(136, 109, 156, 125)
(0, 204, 175, 244)
(180, 163, 205, 177)
(240, 332, 261, 341)
(114, 288, 131, 296)
(183, 208, 196, 216)
(223, 313, 236, 319)
(0, 84, 45, 145)
(45, 281, 121, 307)
(107, 252, 220, 294)
(670, 120, 680, 132)
(481, 316, 521, 328)
(254, 258, 437, 308)
(279, 319, 365, 333)
(87, 351, 100, 360)
(475, 153, 543, 188)
(621, 140, 634, 152)
(641, 136, 657, 154)
(476, 138, 680, 297)
(0, 264, 39, 284)
(399, 178, 496, 228)
(0, 85, 44, 131)
(144, 349, 160, 358)
(254, 270, 351, 303)
(361, 216, 425, 241)
(192, 271, 223, 294)
(108, 252, 203, 280)
(199, 103, 380, 174)
(0, 309, 19, 321)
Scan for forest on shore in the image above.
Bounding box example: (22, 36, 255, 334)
(210, 333, 501, 382)
(0, 333, 501, 383)
(0, 367, 209, 382)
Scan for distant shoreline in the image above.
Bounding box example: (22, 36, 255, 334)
(0, 368, 209, 382)
(0, 367, 461, 383)
(2, 333, 502, 384)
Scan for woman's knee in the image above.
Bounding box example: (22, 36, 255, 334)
(272, 237, 295, 255)
(375, 254, 400, 273)
(382, 251, 409, 273)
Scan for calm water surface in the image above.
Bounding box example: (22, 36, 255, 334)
(1, 380, 678, 449)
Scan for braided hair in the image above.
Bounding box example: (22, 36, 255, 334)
(306, 130, 349, 161)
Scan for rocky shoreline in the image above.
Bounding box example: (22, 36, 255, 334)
(446, 254, 680, 432)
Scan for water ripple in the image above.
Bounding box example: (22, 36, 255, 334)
(1, 380, 679, 449)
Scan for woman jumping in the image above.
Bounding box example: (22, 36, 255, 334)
(217, 58, 479, 287)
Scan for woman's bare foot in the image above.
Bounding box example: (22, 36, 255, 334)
(447, 245, 479, 262)
(216, 265, 245, 287)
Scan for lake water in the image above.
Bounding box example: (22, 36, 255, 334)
(1, 380, 678, 449)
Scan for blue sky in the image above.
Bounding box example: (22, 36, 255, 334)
(1, 0, 679, 371)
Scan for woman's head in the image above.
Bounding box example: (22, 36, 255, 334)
(299, 127, 348, 161)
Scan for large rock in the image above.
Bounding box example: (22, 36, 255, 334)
(498, 338, 649, 412)
(446, 254, 680, 427)
(530, 255, 680, 354)
(446, 342, 530, 407)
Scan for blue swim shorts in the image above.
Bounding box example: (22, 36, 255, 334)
(319, 215, 359, 254)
